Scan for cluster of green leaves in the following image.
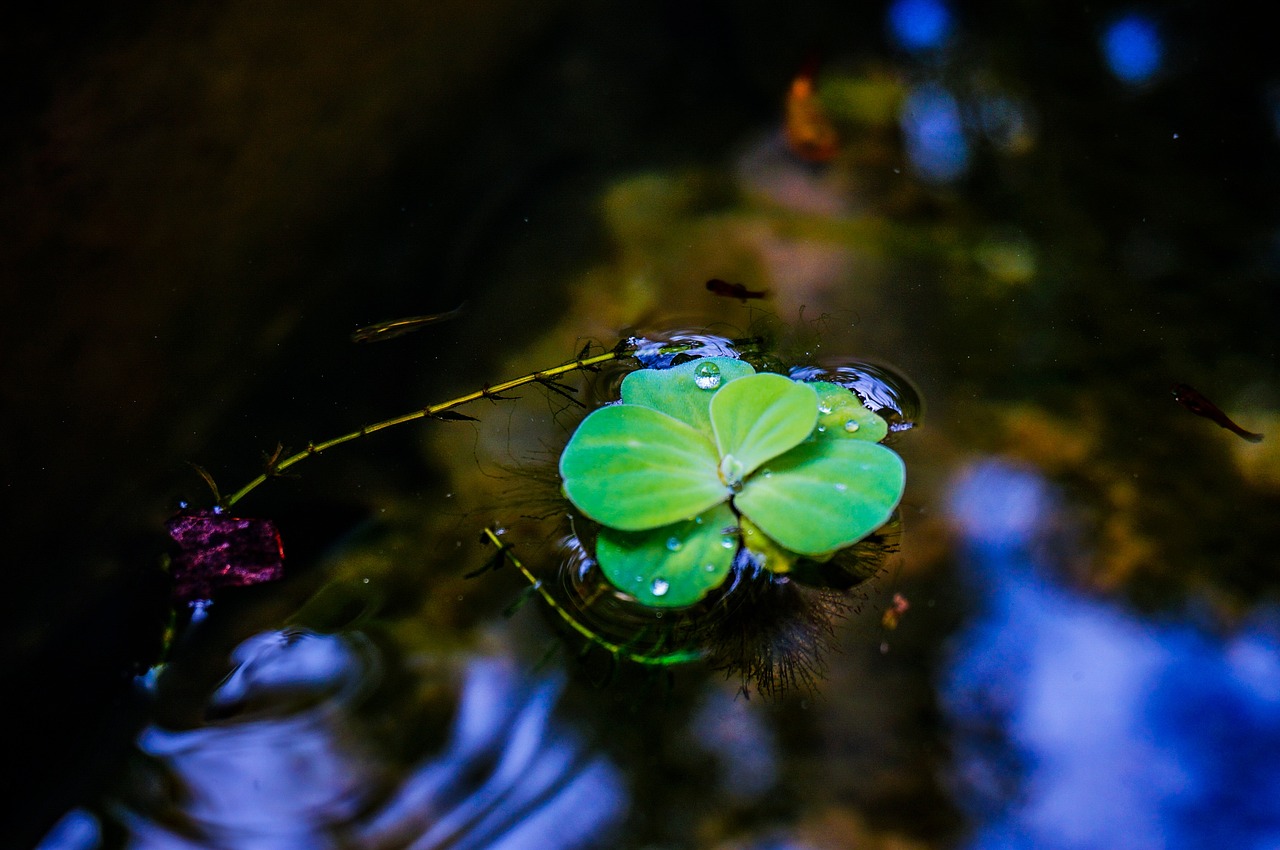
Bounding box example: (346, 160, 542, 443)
(559, 357, 905, 607)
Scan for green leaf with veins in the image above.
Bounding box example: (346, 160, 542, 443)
(595, 504, 739, 607)
(559, 404, 726, 530)
(809, 381, 889, 443)
(734, 438, 905, 555)
(710, 374, 818, 485)
(620, 356, 755, 433)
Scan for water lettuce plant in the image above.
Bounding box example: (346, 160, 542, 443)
(559, 357, 905, 607)
(190, 336, 912, 685)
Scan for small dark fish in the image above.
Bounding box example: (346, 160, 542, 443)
(1171, 382, 1264, 443)
(351, 303, 465, 343)
(705, 278, 769, 303)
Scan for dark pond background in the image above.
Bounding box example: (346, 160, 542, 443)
(5, 1, 1280, 848)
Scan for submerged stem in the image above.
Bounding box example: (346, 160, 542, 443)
(480, 528, 704, 667)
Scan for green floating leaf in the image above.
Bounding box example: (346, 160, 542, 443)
(621, 357, 756, 434)
(734, 439, 905, 556)
(595, 503, 739, 607)
(710, 374, 819, 484)
(560, 405, 727, 530)
(810, 381, 889, 443)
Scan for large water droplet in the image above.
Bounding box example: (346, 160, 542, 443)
(650, 578, 670, 597)
(693, 361, 722, 390)
(720, 536, 736, 549)
(844, 419, 860, 432)
(666, 536, 683, 552)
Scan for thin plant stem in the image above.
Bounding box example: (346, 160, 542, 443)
(221, 347, 629, 508)
(481, 527, 703, 667)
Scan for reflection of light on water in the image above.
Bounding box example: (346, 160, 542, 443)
(40, 631, 626, 850)
(789, 360, 922, 433)
(900, 84, 970, 183)
(886, 0, 953, 52)
(943, 462, 1280, 850)
(1101, 13, 1164, 86)
(35, 810, 99, 850)
(688, 685, 779, 802)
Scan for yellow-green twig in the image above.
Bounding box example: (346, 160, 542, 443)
(221, 347, 628, 508)
(481, 527, 703, 667)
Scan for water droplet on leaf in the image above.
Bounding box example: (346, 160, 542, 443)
(693, 361, 722, 390)
(666, 537, 682, 552)
(650, 578, 670, 597)
(844, 419, 860, 432)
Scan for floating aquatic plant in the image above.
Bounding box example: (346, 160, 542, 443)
(559, 357, 906, 607)
(172, 333, 915, 695)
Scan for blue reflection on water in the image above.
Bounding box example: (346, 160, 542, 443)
(40, 630, 626, 850)
(943, 462, 1280, 850)
(900, 84, 970, 183)
(1101, 13, 1163, 85)
(34, 810, 99, 850)
(887, 0, 953, 52)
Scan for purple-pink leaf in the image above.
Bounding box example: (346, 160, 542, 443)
(165, 510, 285, 603)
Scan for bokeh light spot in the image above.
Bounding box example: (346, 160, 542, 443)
(887, 0, 953, 52)
(900, 83, 970, 183)
(1102, 13, 1163, 85)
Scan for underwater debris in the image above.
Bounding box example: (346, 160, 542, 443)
(784, 59, 840, 164)
(881, 591, 910, 630)
(164, 509, 285, 605)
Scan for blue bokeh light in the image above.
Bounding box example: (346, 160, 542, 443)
(887, 0, 953, 52)
(1101, 13, 1163, 85)
(943, 462, 1280, 850)
(900, 83, 970, 183)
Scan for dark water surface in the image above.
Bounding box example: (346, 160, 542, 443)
(5, 2, 1280, 848)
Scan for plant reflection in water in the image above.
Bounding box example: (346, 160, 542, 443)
(41, 630, 625, 850)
